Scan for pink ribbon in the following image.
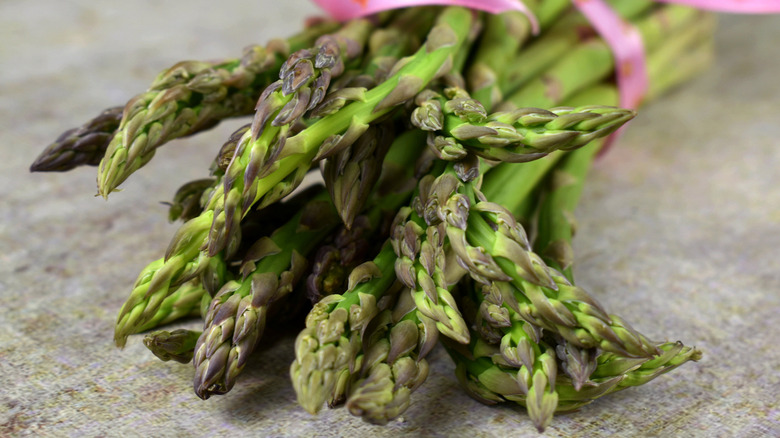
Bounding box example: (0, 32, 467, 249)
(572, 0, 646, 110)
(571, 0, 646, 153)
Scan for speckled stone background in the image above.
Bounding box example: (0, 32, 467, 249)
(1, 1, 779, 437)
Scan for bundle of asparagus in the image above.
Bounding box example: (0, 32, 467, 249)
(32, 1, 714, 432)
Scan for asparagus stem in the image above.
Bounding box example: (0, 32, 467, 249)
(291, 242, 399, 414)
(324, 123, 395, 229)
(467, 0, 571, 111)
(501, 0, 656, 98)
(212, 18, 376, 257)
(113, 215, 218, 348)
(499, 3, 706, 110)
(214, 8, 473, 251)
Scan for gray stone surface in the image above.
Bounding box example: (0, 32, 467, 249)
(1, 2, 779, 437)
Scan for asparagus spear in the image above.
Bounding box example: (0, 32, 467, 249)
(324, 123, 395, 229)
(30, 106, 123, 172)
(93, 20, 339, 196)
(144, 329, 201, 364)
(463, 277, 560, 431)
(291, 132, 437, 414)
(412, 86, 635, 162)
(554, 336, 599, 392)
(391, 201, 471, 344)
(209, 7, 473, 257)
(193, 188, 340, 399)
(457, 192, 659, 357)
(113, 218, 221, 348)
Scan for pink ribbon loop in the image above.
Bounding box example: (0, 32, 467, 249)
(572, 0, 647, 110)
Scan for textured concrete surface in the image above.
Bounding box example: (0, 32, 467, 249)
(1, 2, 779, 437)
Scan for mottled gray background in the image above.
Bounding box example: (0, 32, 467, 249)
(1, 1, 779, 437)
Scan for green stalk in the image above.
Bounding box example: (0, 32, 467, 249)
(393, 203, 471, 344)
(501, 0, 655, 98)
(500, 4, 707, 109)
(113, 215, 218, 348)
(212, 18, 376, 257)
(460, 268, 559, 431)
(210, 8, 473, 259)
(411, 85, 634, 164)
(292, 129, 434, 413)
(467, 0, 571, 110)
